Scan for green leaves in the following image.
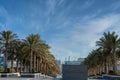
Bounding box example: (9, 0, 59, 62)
(0, 30, 59, 76)
(85, 31, 120, 75)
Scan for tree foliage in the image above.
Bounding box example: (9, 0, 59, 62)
(0, 30, 60, 77)
(84, 31, 120, 75)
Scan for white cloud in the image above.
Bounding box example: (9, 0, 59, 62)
(88, 14, 120, 33)
(0, 6, 8, 16)
(1, 0, 120, 61)
(71, 14, 120, 46)
(50, 13, 120, 60)
(46, 0, 57, 15)
(0, 6, 9, 30)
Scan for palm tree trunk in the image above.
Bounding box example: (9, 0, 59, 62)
(98, 65, 101, 75)
(27, 65, 29, 72)
(39, 58, 42, 72)
(23, 63, 25, 72)
(104, 57, 107, 74)
(11, 55, 14, 72)
(106, 60, 109, 74)
(113, 55, 117, 74)
(16, 60, 19, 72)
(36, 58, 39, 72)
(20, 62, 22, 73)
(36, 57, 37, 72)
(36, 57, 38, 72)
(113, 49, 117, 74)
(30, 50, 33, 73)
(108, 59, 111, 73)
(38, 58, 40, 72)
(33, 53, 36, 72)
(4, 51, 7, 72)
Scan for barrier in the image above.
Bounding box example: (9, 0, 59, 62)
(0, 73, 53, 80)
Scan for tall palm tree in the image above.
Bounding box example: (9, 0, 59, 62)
(96, 31, 120, 74)
(0, 30, 17, 72)
(14, 40, 27, 72)
(84, 48, 104, 75)
(0, 30, 60, 76)
(8, 40, 22, 72)
(23, 34, 41, 72)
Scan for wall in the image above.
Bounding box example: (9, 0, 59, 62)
(62, 64, 88, 80)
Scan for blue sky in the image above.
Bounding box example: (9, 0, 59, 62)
(0, 0, 120, 61)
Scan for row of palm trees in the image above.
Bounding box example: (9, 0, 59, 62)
(84, 31, 120, 76)
(0, 30, 60, 77)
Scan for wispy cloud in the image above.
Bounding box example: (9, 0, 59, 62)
(46, 0, 65, 16)
(49, 13, 120, 60)
(80, 0, 94, 10)
(0, 6, 8, 17)
(1, 0, 120, 60)
(46, 0, 56, 15)
(0, 6, 9, 30)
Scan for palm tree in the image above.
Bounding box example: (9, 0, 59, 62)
(96, 31, 120, 74)
(0, 30, 17, 72)
(14, 40, 27, 72)
(8, 40, 17, 72)
(0, 30, 60, 76)
(23, 34, 41, 72)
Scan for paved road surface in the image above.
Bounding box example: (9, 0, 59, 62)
(0, 78, 53, 80)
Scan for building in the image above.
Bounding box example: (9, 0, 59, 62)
(62, 64, 88, 80)
(56, 60, 62, 73)
(65, 61, 81, 65)
(77, 58, 85, 62)
(64, 57, 85, 65)
(62, 60, 88, 80)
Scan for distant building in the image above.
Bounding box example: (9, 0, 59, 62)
(65, 61, 81, 65)
(77, 58, 85, 63)
(64, 58, 85, 65)
(56, 60, 62, 73)
(0, 54, 17, 70)
(56, 60, 61, 66)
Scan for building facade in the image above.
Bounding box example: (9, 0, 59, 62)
(62, 64, 88, 80)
